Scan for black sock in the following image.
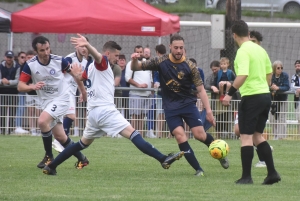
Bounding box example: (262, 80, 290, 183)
(63, 117, 73, 136)
(241, 146, 253, 179)
(41, 130, 53, 158)
(257, 141, 276, 176)
(179, 141, 203, 171)
(254, 145, 264, 161)
(202, 133, 215, 147)
(62, 137, 85, 161)
(130, 130, 166, 163)
(49, 140, 88, 169)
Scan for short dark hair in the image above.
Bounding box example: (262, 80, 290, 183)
(155, 44, 166, 55)
(32, 36, 50, 51)
(189, 58, 197, 65)
(18, 51, 26, 57)
(134, 45, 143, 52)
(119, 54, 126, 60)
(231, 20, 249, 37)
(26, 50, 35, 56)
(250, 30, 263, 42)
(170, 34, 184, 44)
(102, 41, 122, 52)
(210, 60, 220, 68)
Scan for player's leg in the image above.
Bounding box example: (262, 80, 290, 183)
(101, 106, 183, 169)
(253, 94, 280, 184)
(165, 106, 204, 175)
(63, 94, 76, 136)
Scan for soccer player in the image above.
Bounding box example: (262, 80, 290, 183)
(222, 20, 281, 185)
(18, 36, 89, 169)
(42, 34, 184, 175)
(131, 34, 229, 176)
(52, 37, 88, 152)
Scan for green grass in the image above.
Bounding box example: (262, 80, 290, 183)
(0, 135, 299, 201)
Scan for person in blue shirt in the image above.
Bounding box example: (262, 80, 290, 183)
(131, 34, 229, 176)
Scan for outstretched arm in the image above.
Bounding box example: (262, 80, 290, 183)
(131, 53, 143, 71)
(71, 33, 102, 64)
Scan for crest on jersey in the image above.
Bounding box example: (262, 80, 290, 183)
(49, 68, 56, 75)
(178, 71, 184, 79)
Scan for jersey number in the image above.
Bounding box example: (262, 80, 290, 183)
(85, 79, 92, 88)
(51, 104, 57, 112)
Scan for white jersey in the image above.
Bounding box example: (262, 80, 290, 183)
(86, 56, 115, 112)
(23, 54, 70, 108)
(65, 52, 87, 95)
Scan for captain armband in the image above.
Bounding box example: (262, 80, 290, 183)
(226, 86, 237, 96)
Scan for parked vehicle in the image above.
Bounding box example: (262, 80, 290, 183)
(205, 0, 300, 14)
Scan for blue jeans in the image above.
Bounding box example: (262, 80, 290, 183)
(15, 92, 26, 128)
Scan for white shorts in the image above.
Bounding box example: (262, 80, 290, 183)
(83, 105, 130, 139)
(25, 94, 42, 109)
(43, 99, 70, 129)
(66, 93, 76, 115)
(129, 94, 150, 115)
(234, 114, 239, 125)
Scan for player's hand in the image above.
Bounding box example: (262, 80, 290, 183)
(211, 86, 219, 93)
(131, 53, 140, 61)
(80, 92, 87, 102)
(69, 63, 83, 77)
(222, 95, 232, 106)
(71, 33, 88, 48)
(32, 81, 45, 90)
(206, 110, 216, 127)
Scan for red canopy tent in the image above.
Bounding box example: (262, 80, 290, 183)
(11, 0, 180, 36)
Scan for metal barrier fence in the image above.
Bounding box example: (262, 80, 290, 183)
(0, 93, 299, 140)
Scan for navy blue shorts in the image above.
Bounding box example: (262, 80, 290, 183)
(164, 104, 204, 133)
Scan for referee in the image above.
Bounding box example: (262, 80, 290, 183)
(222, 20, 281, 185)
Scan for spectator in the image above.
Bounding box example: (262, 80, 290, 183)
(143, 47, 151, 60)
(290, 60, 300, 135)
(0, 50, 20, 134)
(125, 45, 154, 137)
(117, 54, 129, 118)
(15, 51, 29, 134)
(23, 50, 41, 136)
(216, 57, 236, 101)
(269, 60, 289, 140)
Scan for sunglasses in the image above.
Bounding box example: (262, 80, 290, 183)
(277, 67, 283, 70)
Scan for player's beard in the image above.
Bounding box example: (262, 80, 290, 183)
(171, 53, 183, 60)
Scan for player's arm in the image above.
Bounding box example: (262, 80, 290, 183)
(131, 54, 159, 71)
(71, 34, 102, 64)
(18, 63, 45, 92)
(266, 73, 272, 87)
(67, 62, 87, 101)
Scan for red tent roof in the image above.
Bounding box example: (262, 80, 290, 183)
(11, 0, 180, 36)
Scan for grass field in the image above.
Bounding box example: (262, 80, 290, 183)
(0, 136, 299, 201)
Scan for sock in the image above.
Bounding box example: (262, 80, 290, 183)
(257, 141, 276, 176)
(41, 130, 53, 158)
(254, 145, 264, 162)
(179, 141, 203, 171)
(62, 137, 85, 161)
(49, 140, 89, 169)
(241, 146, 254, 178)
(130, 130, 166, 163)
(63, 117, 73, 136)
(202, 133, 215, 147)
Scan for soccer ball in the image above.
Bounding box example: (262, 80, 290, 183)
(208, 139, 229, 159)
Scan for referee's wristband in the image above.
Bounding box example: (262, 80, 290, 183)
(226, 86, 237, 96)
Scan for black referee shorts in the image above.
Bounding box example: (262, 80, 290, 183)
(238, 93, 271, 135)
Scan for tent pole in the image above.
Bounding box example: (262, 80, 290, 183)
(8, 32, 13, 50)
(158, 37, 161, 44)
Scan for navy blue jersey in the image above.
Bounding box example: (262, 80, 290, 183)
(141, 54, 203, 110)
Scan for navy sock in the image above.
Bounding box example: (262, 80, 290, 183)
(241, 146, 254, 178)
(49, 140, 89, 169)
(41, 130, 53, 158)
(257, 141, 276, 176)
(202, 133, 215, 147)
(179, 141, 203, 171)
(130, 130, 166, 163)
(62, 137, 85, 161)
(63, 117, 73, 136)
